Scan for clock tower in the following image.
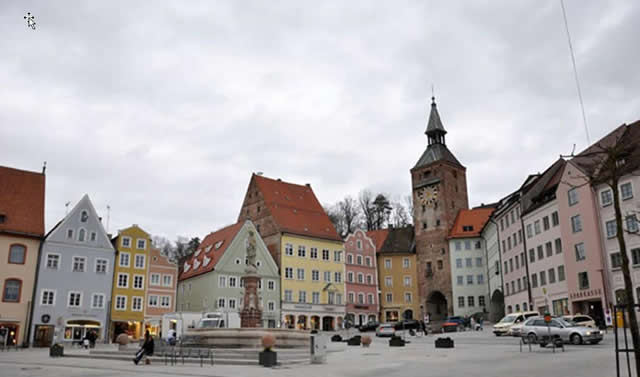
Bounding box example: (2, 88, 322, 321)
(411, 97, 468, 320)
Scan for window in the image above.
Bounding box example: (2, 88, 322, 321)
(80, 210, 88, 222)
(334, 272, 342, 283)
(467, 275, 473, 285)
(548, 268, 556, 284)
(136, 239, 146, 249)
(285, 244, 294, 256)
(611, 253, 622, 269)
(386, 293, 393, 303)
(122, 237, 131, 248)
(504, 261, 508, 274)
(627, 215, 639, 233)
(224, 276, 235, 288)
(72, 256, 86, 272)
(558, 265, 565, 281)
(312, 292, 320, 304)
(466, 258, 472, 268)
(405, 293, 412, 303)
(479, 296, 486, 307)
(578, 272, 589, 289)
(296, 268, 305, 280)
(529, 249, 535, 263)
(285, 268, 293, 279)
(534, 220, 541, 235)
(568, 188, 579, 206)
(368, 293, 374, 304)
(456, 257, 463, 268)
(385, 276, 392, 287)
(117, 273, 129, 288)
(621, 182, 634, 200)
(502, 240, 506, 252)
(477, 274, 484, 284)
(601, 189, 613, 206)
(537, 246, 544, 260)
(78, 228, 86, 242)
(324, 271, 331, 282)
(531, 273, 538, 288)
(357, 255, 363, 265)
(551, 211, 559, 226)
(468, 296, 475, 307)
(298, 291, 307, 303)
(555, 238, 562, 254)
(298, 246, 306, 257)
(134, 255, 145, 269)
(571, 215, 582, 233)
(268, 280, 275, 290)
(217, 298, 226, 308)
(384, 259, 391, 269)
(475, 241, 482, 249)
(539, 270, 547, 286)
(632, 248, 640, 265)
(119, 252, 130, 267)
(476, 257, 483, 268)
(367, 274, 373, 284)
(517, 278, 521, 291)
(68, 291, 82, 307)
(575, 243, 586, 261)
(455, 241, 461, 251)
(161, 296, 171, 308)
(458, 296, 465, 307)
(404, 276, 411, 287)
(358, 293, 364, 304)
(310, 247, 318, 259)
(148, 295, 158, 307)
(347, 254, 353, 264)
(284, 290, 292, 302)
(543, 216, 550, 231)
(348, 292, 354, 303)
(162, 275, 172, 287)
(346, 271, 353, 282)
(334, 250, 342, 262)
(403, 257, 410, 268)
(218, 275, 227, 287)
(46, 253, 60, 269)
(41, 289, 55, 305)
(268, 301, 276, 311)
(457, 276, 464, 285)
(526, 224, 533, 238)
(509, 259, 513, 271)
(545, 242, 553, 257)
(465, 240, 471, 250)
(67, 229, 74, 239)
(328, 292, 335, 305)
(8, 244, 26, 264)
(507, 237, 512, 250)
(606, 220, 617, 238)
(90, 232, 97, 241)
(95, 258, 108, 273)
(133, 275, 144, 289)
(365, 256, 372, 266)
(322, 249, 330, 261)
(92, 293, 105, 309)
(115, 295, 127, 310)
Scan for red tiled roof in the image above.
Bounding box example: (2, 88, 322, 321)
(448, 207, 495, 239)
(179, 222, 244, 281)
(253, 175, 341, 241)
(366, 229, 390, 251)
(0, 166, 45, 237)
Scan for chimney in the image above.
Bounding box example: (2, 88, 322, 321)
(42, 161, 47, 174)
(305, 183, 311, 187)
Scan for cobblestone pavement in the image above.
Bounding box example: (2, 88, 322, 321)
(0, 330, 628, 377)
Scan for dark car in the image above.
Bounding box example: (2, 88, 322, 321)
(446, 316, 466, 326)
(393, 319, 420, 330)
(358, 321, 380, 332)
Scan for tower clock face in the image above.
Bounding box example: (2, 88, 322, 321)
(417, 185, 439, 207)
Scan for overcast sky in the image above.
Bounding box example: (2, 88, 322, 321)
(1, 1, 638, 241)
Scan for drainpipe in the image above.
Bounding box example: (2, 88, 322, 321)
(519, 201, 533, 309)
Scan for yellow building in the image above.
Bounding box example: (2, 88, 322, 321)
(110, 225, 151, 341)
(375, 227, 420, 322)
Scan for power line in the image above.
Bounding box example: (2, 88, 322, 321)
(560, 0, 591, 145)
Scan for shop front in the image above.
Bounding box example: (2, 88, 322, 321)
(281, 303, 345, 331)
(570, 288, 606, 327)
(111, 320, 143, 342)
(0, 322, 20, 347)
(63, 319, 102, 345)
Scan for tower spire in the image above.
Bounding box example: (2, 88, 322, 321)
(425, 97, 447, 145)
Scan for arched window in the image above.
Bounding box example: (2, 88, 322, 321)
(2, 279, 21, 302)
(358, 293, 364, 304)
(8, 244, 26, 264)
(78, 229, 86, 242)
(80, 211, 88, 223)
(507, 305, 513, 314)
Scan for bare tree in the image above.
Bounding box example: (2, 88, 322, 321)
(338, 196, 361, 234)
(390, 200, 411, 228)
(359, 190, 376, 231)
(324, 203, 346, 237)
(373, 194, 392, 230)
(404, 194, 415, 224)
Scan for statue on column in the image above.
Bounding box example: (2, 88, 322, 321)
(240, 228, 262, 327)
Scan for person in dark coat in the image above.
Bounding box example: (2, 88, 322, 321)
(133, 330, 154, 365)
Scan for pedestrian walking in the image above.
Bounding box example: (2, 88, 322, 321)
(133, 330, 154, 365)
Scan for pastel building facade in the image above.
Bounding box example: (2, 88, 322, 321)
(145, 247, 177, 337)
(30, 195, 115, 347)
(497, 198, 529, 314)
(0, 166, 45, 347)
(482, 217, 504, 322)
(177, 221, 281, 328)
(344, 230, 379, 326)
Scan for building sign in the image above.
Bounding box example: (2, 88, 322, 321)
(354, 305, 370, 310)
(293, 304, 313, 310)
(569, 288, 602, 300)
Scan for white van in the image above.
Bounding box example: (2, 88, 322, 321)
(197, 312, 241, 329)
(493, 311, 538, 336)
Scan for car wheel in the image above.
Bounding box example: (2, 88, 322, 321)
(527, 333, 537, 344)
(570, 334, 583, 345)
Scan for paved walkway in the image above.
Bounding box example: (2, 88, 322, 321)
(0, 331, 627, 377)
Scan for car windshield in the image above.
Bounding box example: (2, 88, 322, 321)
(556, 318, 575, 327)
(500, 315, 517, 323)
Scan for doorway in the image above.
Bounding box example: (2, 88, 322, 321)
(34, 325, 54, 347)
(426, 291, 447, 321)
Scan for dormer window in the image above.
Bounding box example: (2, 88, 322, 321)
(215, 241, 224, 249)
(80, 211, 88, 223)
(462, 225, 474, 232)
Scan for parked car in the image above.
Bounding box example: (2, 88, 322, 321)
(445, 316, 466, 327)
(442, 321, 460, 333)
(509, 323, 525, 337)
(493, 311, 538, 336)
(359, 321, 379, 332)
(393, 319, 420, 330)
(521, 317, 604, 345)
(376, 323, 396, 337)
(563, 314, 597, 329)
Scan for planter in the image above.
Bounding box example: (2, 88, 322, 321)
(361, 336, 372, 347)
(347, 336, 361, 346)
(259, 350, 277, 367)
(389, 336, 405, 347)
(435, 337, 454, 348)
(49, 344, 64, 357)
(331, 334, 343, 342)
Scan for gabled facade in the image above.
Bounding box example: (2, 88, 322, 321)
(237, 174, 345, 330)
(110, 225, 151, 341)
(0, 165, 45, 347)
(145, 247, 177, 337)
(344, 230, 379, 326)
(177, 221, 280, 328)
(30, 195, 115, 346)
(448, 207, 494, 317)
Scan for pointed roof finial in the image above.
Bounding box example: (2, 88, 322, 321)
(431, 96, 436, 105)
(425, 96, 446, 135)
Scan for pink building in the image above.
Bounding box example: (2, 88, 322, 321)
(344, 230, 379, 326)
(497, 198, 529, 314)
(145, 247, 177, 337)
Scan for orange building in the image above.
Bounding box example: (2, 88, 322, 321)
(144, 248, 177, 337)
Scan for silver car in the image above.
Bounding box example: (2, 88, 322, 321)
(520, 317, 604, 345)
